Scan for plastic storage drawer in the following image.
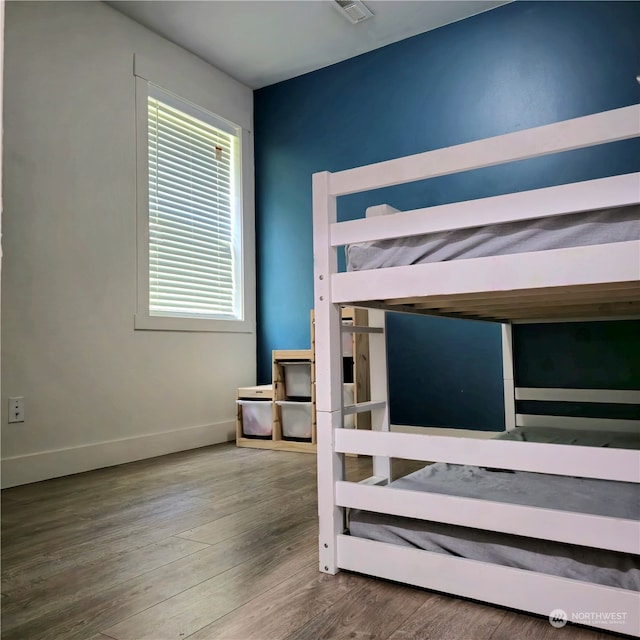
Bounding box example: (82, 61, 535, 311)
(343, 382, 355, 429)
(237, 399, 273, 437)
(282, 362, 312, 398)
(277, 400, 312, 439)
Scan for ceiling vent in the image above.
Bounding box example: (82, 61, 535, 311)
(333, 0, 374, 24)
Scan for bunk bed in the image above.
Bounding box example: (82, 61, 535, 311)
(312, 105, 640, 636)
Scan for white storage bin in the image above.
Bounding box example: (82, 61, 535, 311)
(277, 400, 312, 439)
(342, 320, 354, 357)
(343, 382, 355, 429)
(282, 362, 312, 398)
(237, 400, 273, 437)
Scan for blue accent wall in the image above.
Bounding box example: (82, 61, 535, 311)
(254, 1, 640, 430)
(514, 320, 640, 390)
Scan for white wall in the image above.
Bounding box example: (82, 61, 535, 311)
(1, 1, 256, 487)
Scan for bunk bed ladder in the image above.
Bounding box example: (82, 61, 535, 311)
(343, 313, 391, 485)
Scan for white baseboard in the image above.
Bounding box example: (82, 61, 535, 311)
(1, 420, 235, 488)
(391, 424, 498, 439)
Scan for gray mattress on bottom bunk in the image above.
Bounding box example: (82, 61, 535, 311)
(345, 204, 640, 271)
(349, 427, 640, 590)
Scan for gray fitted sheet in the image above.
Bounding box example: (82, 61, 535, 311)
(346, 205, 640, 271)
(349, 428, 640, 590)
(497, 425, 640, 450)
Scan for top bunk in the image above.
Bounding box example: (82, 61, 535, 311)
(312, 105, 640, 323)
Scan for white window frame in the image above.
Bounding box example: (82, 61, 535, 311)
(134, 75, 253, 332)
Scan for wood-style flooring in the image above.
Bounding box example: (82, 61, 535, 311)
(1, 444, 617, 640)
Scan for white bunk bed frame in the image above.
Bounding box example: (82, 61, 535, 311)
(312, 105, 640, 636)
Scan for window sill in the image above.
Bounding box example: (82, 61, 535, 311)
(134, 314, 255, 333)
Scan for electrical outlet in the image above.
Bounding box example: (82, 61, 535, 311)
(8, 397, 25, 423)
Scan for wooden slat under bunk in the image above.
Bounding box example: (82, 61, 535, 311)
(379, 281, 640, 322)
(329, 238, 640, 323)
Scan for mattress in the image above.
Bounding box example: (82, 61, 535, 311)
(346, 205, 640, 271)
(349, 428, 640, 590)
(497, 425, 640, 450)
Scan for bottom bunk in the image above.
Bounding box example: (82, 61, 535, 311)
(350, 443, 639, 590)
(336, 535, 639, 635)
(339, 427, 640, 636)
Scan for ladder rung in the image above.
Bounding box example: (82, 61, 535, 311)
(343, 401, 386, 415)
(341, 325, 384, 334)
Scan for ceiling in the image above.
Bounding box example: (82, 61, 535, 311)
(107, 0, 508, 89)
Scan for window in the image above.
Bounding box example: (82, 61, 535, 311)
(136, 81, 248, 331)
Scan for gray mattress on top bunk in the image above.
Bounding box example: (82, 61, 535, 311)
(346, 204, 640, 271)
(349, 427, 640, 590)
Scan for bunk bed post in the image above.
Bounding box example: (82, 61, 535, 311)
(368, 308, 391, 483)
(313, 171, 345, 574)
(502, 323, 516, 431)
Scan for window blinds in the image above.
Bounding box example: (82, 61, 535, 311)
(147, 94, 240, 319)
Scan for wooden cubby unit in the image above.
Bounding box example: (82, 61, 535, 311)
(236, 307, 370, 454)
(272, 349, 316, 454)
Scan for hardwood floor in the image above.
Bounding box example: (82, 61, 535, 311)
(1, 444, 615, 640)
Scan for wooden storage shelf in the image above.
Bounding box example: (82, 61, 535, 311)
(236, 353, 317, 454)
(236, 308, 370, 454)
(273, 349, 316, 453)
